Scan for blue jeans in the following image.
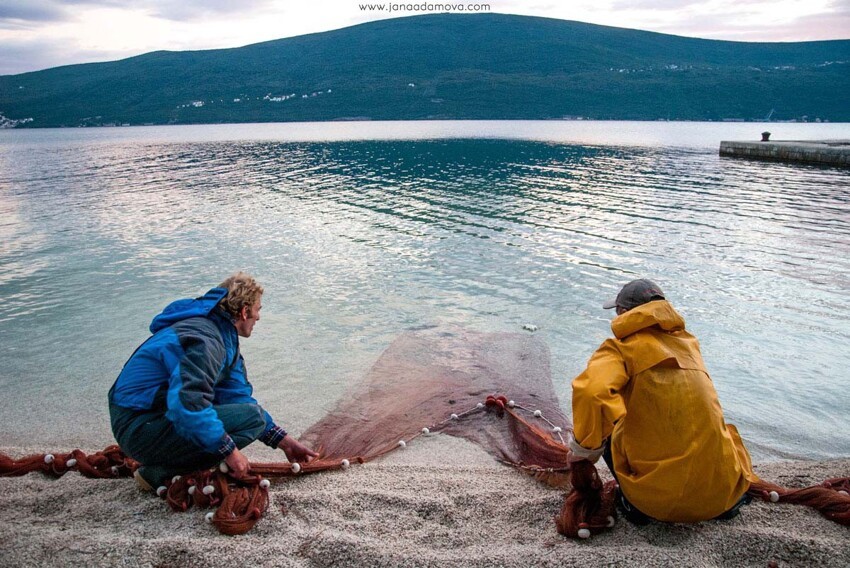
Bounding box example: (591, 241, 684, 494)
(110, 402, 266, 487)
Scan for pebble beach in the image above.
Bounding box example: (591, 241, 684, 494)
(2, 436, 848, 568)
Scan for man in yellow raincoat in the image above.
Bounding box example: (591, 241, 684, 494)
(570, 279, 755, 523)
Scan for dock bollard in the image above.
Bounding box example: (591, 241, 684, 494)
(761, 131, 771, 141)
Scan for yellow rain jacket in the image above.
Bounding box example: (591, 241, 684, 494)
(571, 300, 755, 522)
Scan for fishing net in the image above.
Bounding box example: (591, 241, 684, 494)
(296, 327, 571, 475)
(2, 327, 848, 536)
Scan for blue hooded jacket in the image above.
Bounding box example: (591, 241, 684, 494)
(108, 288, 285, 456)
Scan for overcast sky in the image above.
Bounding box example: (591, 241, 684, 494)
(1, 0, 848, 75)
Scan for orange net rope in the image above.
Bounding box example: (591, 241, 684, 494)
(0, 445, 137, 479)
(2, 328, 849, 536)
(554, 461, 618, 538)
(747, 479, 850, 526)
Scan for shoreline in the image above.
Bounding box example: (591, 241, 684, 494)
(4, 118, 850, 133)
(2, 437, 848, 567)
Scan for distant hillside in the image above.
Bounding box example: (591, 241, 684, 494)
(1, 13, 848, 127)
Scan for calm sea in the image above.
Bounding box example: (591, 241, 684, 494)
(1, 121, 848, 461)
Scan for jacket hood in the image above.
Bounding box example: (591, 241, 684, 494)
(149, 287, 228, 333)
(610, 300, 685, 339)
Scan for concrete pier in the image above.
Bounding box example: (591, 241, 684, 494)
(719, 139, 850, 167)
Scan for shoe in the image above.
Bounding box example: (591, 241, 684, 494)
(714, 507, 741, 521)
(617, 489, 652, 525)
(714, 493, 753, 521)
(134, 468, 154, 492)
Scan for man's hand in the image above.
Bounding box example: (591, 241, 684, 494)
(224, 447, 250, 478)
(278, 436, 319, 463)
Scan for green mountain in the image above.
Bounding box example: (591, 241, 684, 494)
(1, 13, 848, 127)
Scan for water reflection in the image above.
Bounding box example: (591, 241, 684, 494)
(0, 130, 848, 460)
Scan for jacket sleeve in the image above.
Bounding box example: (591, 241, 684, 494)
(215, 354, 288, 448)
(571, 338, 631, 452)
(161, 328, 235, 457)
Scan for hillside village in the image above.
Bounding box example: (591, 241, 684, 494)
(177, 89, 335, 109)
(0, 112, 33, 128)
(1, 14, 846, 127)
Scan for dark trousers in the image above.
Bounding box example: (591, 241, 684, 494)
(110, 402, 266, 487)
(602, 441, 653, 525)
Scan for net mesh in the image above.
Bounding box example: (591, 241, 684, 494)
(298, 327, 570, 471)
(2, 327, 848, 536)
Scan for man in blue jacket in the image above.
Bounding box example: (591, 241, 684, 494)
(108, 272, 317, 491)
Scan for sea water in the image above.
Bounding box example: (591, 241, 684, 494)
(1, 120, 848, 461)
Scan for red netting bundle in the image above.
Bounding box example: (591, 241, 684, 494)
(0, 445, 137, 479)
(2, 328, 849, 536)
(554, 461, 618, 538)
(748, 478, 850, 526)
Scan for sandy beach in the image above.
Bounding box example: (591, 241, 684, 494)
(1, 436, 848, 568)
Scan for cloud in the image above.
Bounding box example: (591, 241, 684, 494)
(144, 0, 277, 21)
(646, 3, 850, 41)
(609, 0, 707, 10)
(0, 37, 134, 75)
(0, 41, 61, 75)
(745, 8, 850, 41)
(0, 0, 285, 73)
(0, 0, 278, 27)
(610, 0, 805, 9)
(598, 0, 850, 41)
(0, 0, 70, 26)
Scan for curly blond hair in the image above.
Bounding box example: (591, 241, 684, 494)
(218, 272, 264, 318)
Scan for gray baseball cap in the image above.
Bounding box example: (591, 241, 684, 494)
(603, 279, 666, 310)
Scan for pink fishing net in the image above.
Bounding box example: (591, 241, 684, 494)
(3, 326, 850, 536)
(297, 327, 572, 476)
